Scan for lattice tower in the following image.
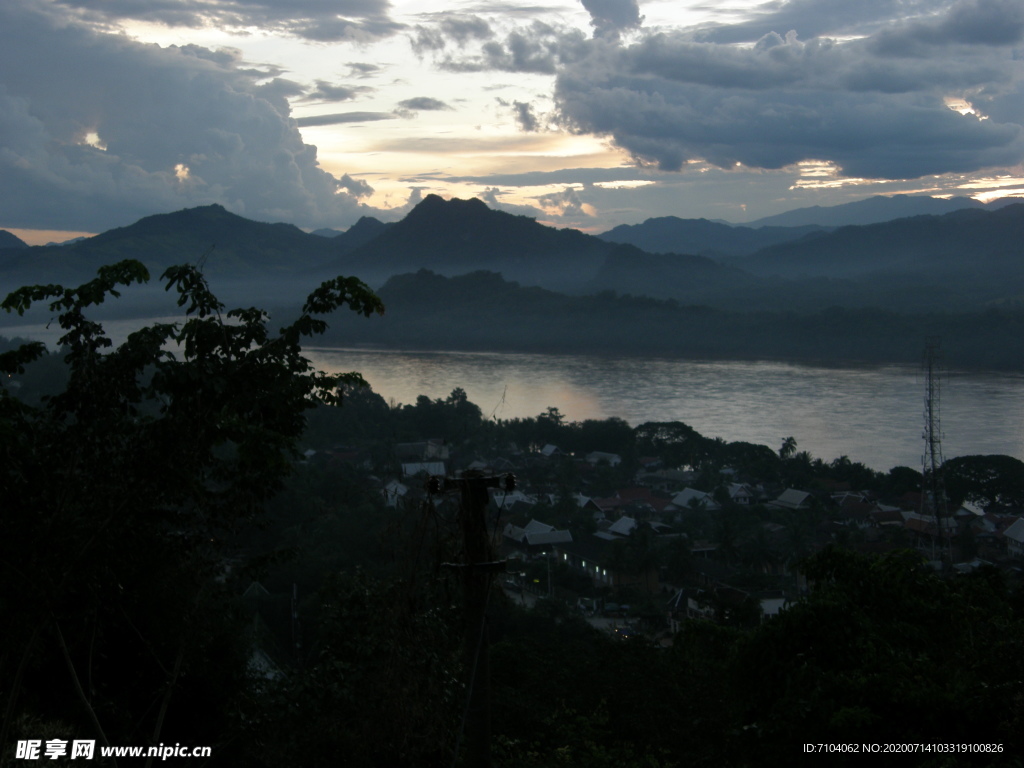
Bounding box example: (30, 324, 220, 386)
(921, 338, 951, 561)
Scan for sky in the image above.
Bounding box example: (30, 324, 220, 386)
(2, 0, 1024, 244)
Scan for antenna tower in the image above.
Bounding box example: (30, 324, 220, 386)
(921, 338, 950, 562)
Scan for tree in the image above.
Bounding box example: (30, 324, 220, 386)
(779, 436, 797, 460)
(943, 454, 1024, 510)
(633, 420, 706, 469)
(0, 260, 383, 756)
(734, 547, 1024, 762)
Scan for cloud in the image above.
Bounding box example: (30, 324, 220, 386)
(511, 100, 540, 131)
(347, 61, 384, 78)
(476, 186, 598, 228)
(338, 173, 374, 198)
(478, 187, 543, 217)
(580, 0, 643, 39)
(0, 0, 381, 231)
(396, 97, 453, 111)
(444, 166, 665, 186)
(537, 185, 593, 217)
(436, 21, 589, 74)
(693, 0, 940, 44)
(868, 0, 1024, 52)
(547, 0, 1024, 180)
(411, 14, 493, 54)
(48, 0, 402, 43)
(296, 111, 396, 126)
(428, 0, 1024, 182)
(305, 80, 374, 102)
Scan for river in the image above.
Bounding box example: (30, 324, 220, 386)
(4, 311, 1022, 472)
(307, 347, 1024, 473)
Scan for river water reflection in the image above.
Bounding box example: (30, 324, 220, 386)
(308, 347, 1024, 472)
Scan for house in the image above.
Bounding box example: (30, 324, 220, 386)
(594, 515, 638, 540)
(670, 488, 719, 512)
(401, 461, 447, 478)
(382, 479, 409, 508)
(770, 488, 813, 510)
(586, 451, 622, 467)
(491, 489, 537, 509)
(868, 505, 904, 527)
(503, 519, 573, 552)
(902, 512, 957, 553)
(1003, 517, 1024, 558)
(590, 496, 628, 516)
(727, 483, 757, 505)
(539, 444, 564, 458)
(614, 486, 673, 516)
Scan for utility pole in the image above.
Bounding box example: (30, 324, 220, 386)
(427, 470, 514, 768)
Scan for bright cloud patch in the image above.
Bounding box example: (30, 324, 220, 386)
(46, 0, 401, 42)
(0, 0, 373, 230)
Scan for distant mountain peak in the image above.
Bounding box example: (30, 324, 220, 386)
(0, 230, 29, 250)
(407, 194, 492, 220)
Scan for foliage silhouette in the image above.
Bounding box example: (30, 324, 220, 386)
(0, 259, 383, 760)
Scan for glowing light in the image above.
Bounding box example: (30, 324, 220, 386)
(973, 188, 1024, 203)
(957, 176, 1024, 190)
(82, 131, 106, 151)
(174, 163, 191, 181)
(944, 97, 989, 120)
(593, 180, 656, 189)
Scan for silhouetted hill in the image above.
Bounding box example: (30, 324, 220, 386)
(338, 194, 613, 291)
(745, 193, 1019, 228)
(0, 231, 28, 250)
(726, 203, 1024, 310)
(77, 204, 339, 275)
(587, 243, 763, 305)
(0, 205, 346, 315)
(599, 217, 828, 257)
(334, 216, 391, 254)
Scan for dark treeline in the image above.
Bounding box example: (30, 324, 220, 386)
(318, 269, 1024, 370)
(3, 264, 1023, 767)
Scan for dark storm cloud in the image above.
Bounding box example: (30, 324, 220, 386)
(0, 0, 376, 231)
(868, 0, 1024, 52)
(694, 0, 942, 44)
(557, 65, 1022, 177)
(432, 0, 1024, 180)
(580, 0, 643, 38)
(48, 0, 401, 42)
(543, 0, 1023, 180)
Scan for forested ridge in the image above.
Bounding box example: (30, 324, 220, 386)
(2, 263, 1023, 767)
(323, 269, 1024, 370)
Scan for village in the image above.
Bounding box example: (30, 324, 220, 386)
(306, 396, 1024, 641)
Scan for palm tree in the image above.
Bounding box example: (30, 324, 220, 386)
(779, 436, 797, 460)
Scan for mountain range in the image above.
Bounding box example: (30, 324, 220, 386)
(2, 193, 1023, 366)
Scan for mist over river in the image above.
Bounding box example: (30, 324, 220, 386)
(309, 347, 1024, 473)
